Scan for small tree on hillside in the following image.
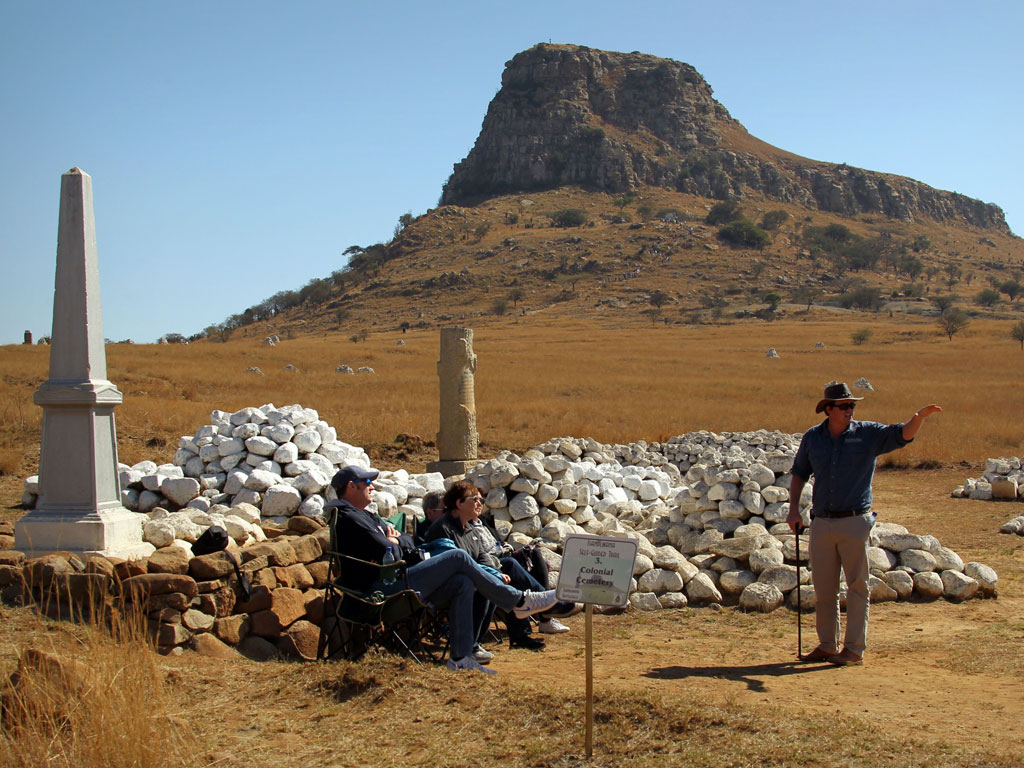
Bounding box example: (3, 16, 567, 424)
(550, 209, 587, 228)
(792, 285, 822, 310)
(491, 298, 509, 316)
(758, 210, 789, 232)
(931, 295, 957, 314)
(937, 310, 970, 340)
(1011, 320, 1024, 350)
(705, 199, 743, 225)
(975, 288, 1001, 307)
(851, 328, 873, 345)
(649, 290, 670, 310)
(508, 287, 525, 307)
(642, 307, 662, 324)
(717, 220, 769, 249)
(999, 279, 1022, 302)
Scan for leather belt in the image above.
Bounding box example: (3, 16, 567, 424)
(813, 509, 869, 519)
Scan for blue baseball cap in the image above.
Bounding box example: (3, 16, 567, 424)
(331, 465, 380, 494)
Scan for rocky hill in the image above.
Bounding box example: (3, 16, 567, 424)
(204, 44, 1023, 341)
(441, 44, 1009, 233)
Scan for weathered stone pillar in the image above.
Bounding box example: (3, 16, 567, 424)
(426, 327, 479, 477)
(15, 168, 150, 559)
(23, 330, 33, 345)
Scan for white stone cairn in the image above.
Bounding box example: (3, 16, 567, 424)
(951, 456, 1023, 534)
(20, 417, 1000, 610)
(15, 168, 148, 559)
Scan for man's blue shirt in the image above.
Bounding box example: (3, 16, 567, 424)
(791, 419, 910, 514)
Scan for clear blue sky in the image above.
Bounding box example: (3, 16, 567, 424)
(2, 1, 1021, 345)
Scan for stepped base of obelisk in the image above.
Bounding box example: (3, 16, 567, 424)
(14, 507, 153, 560)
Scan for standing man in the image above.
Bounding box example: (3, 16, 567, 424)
(787, 382, 941, 666)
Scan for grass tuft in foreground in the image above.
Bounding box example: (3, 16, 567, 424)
(0, 603, 199, 768)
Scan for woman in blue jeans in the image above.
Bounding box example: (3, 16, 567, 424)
(424, 481, 579, 658)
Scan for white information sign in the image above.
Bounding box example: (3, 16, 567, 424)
(556, 534, 638, 606)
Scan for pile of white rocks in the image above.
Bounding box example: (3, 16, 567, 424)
(460, 432, 997, 611)
(19, 416, 999, 611)
(22, 404, 444, 552)
(952, 457, 1023, 502)
(951, 457, 1023, 536)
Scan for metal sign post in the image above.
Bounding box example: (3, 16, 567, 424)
(557, 534, 639, 758)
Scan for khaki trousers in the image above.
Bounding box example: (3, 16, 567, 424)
(808, 511, 874, 655)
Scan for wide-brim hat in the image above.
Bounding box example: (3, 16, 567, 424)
(815, 381, 864, 413)
(331, 464, 380, 493)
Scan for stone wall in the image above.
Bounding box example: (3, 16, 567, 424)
(0, 518, 331, 659)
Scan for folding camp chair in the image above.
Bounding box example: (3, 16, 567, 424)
(382, 509, 408, 536)
(317, 508, 448, 663)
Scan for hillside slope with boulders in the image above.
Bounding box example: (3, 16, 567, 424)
(207, 44, 1023, 342)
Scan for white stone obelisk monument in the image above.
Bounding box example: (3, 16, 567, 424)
(15, 168, 149, 558)
(426, 327, 479, 477)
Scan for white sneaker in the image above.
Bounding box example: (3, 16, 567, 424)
(447, 656, 498, 675)
(538, 618, 570, 634)
(513, 589, 558, 619)
(472, 644, 494, 664)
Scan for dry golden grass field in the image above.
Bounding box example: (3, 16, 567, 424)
(2, 314, 1024, 767)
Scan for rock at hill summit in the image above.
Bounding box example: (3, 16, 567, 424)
(441, 44, 1009, 232)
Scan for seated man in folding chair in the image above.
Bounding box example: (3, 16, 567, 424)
(327, 465, 560, 675)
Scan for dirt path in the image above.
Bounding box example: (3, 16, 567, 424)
(490, 468, 1024, 761)
(486, 595, 1024, 762)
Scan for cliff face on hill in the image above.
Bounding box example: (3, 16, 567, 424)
(442, 44, 1009, 233)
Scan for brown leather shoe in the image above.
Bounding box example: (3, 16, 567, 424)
(799, 646, 838, 662)
(826, 648, 863, 666)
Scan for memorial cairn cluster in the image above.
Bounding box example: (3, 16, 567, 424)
(12, 417, 999, 658)
(21, 403, 445, 553)
(952, 457, 1024, 536)
(462, 431, 997, 612)
(10, 404, 448, 657)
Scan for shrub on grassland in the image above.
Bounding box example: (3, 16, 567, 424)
(717, 220, 770, 249)
(550, 209, 587, 228)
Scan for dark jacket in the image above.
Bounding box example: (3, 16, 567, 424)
(425, 512, 503, 572)
(328, 499, 411, 592)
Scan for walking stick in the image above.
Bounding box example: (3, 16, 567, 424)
(796, 525, 803, 659)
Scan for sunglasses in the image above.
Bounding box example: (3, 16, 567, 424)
(464, 496, 484, 504)
(830, 402, 857, 411)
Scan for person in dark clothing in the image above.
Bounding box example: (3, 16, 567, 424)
(788, 381, 941, 667)
(326, 466, 559, 674)
(477, 511, 575, 635)
(426, 481, 578, 652)
(414, 490, 445, 544)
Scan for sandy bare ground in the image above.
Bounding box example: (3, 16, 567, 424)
(2, 468, 1022, 766)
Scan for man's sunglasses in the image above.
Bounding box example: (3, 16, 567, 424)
(830, 402, 857, 411)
